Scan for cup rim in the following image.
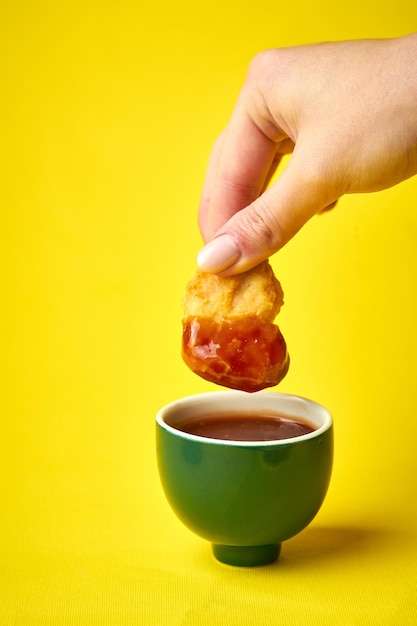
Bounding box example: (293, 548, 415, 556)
(156, 390, 332, 447)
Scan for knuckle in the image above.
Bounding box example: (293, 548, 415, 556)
(247, 48, 289, 87)
(238, 198, 287, 253)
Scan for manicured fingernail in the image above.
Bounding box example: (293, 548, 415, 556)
(197, 234, 241, 273)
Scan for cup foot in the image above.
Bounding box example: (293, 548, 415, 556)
(212, 542, 281, 567)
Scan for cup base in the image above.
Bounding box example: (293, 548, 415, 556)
(212, 542, 281, 567)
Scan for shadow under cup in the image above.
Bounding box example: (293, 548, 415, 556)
(156, 391, 333, 567)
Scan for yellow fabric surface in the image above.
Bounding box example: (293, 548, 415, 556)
(1, 1, 417, 624)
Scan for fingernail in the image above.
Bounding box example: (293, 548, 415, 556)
(196, 234, 241, 273)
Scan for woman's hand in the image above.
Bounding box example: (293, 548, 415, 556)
(197, 34, 417, 275)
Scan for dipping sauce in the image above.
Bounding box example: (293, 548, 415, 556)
(176, 411, 316, 441)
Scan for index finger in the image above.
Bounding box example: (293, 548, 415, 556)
(198, 97, 279, 242)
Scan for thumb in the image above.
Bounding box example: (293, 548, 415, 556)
(197, 148, 340, 275)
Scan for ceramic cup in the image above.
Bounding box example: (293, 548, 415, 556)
(156, 390, 333, 567)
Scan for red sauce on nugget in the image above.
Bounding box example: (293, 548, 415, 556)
(182, 315, 289, 392)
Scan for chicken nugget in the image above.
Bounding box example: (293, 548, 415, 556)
(181, 260, 289, 392)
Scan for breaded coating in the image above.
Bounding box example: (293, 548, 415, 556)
(182, 260, 284, 323)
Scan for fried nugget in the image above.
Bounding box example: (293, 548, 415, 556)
(181, 260, 289, 392)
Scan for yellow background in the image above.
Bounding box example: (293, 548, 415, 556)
(1, 1, 416, 624)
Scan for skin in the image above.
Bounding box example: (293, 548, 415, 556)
(197, 33, 417, 275)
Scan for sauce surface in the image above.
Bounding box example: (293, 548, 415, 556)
(176, 411, 315, 441)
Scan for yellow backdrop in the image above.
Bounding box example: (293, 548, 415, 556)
(1, 1, 416, 624)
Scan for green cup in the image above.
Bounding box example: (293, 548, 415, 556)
(156, 390, 333, 567)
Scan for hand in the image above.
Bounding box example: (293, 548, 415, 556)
(197, 34, 417, 275)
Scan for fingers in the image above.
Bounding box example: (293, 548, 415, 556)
(198, 95, 281, 243)
(198, 130, 226, 241)
(198, 128, 294, 244)
(197, 143, 340, 275)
